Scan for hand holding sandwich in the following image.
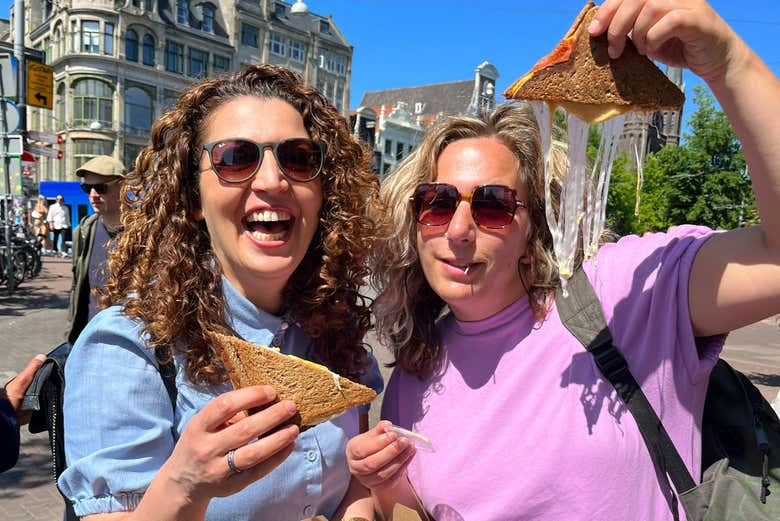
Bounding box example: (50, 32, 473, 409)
(588, 0, 747, 85)
(590, 0, 780, 338)
(130, 386, 299, 520)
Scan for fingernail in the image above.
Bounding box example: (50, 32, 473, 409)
(284, 400, 297, 414)
(587, 19, 601, 34)
(608, 46, 619, 59)
(35, 354, 47, 362)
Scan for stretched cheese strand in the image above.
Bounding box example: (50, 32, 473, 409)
(634, 140, 644, 217)
(583, 114, 625, 261)
(529, 102, 626, 295)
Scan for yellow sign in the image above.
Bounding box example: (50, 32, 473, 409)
(27, 62, 53, 109)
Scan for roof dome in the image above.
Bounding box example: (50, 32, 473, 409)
(290, 0, 309, 14)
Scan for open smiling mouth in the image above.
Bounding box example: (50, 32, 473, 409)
(244, 209, 294, 242)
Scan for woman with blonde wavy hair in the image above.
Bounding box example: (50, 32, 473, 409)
(346, 1, 780, 518)
(58, 65, 382, 521)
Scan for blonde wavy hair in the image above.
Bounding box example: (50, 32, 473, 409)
(371, 102, 563, 379)
(101, 65, 379, 384)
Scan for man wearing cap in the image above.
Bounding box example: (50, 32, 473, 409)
(66, 155, 127, 344)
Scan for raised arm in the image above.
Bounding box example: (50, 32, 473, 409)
(591, 0, 780, 336)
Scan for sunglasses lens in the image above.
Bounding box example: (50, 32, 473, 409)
(472, 185, 517, 228)
(276, 138, 323, 181)
(80, 183, 107, 195)
(413, 184, 458, 226)
(211, 140, 260, 182)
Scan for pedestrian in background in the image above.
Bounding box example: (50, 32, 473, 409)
(31, 194, 51, 253)
(66, 155, 126, 344)
(46, 194, 70, 255)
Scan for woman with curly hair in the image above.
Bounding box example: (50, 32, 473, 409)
(346, 1, 780, 519)
(58, 65, 383, 521)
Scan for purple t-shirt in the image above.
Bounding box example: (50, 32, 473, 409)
(382, 225, 724, 521)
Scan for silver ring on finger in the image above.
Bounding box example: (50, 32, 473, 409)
(226, 449, 243, 474)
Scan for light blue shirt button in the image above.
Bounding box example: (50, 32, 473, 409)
(303, 505, 314, 517)
(306, 450, 317, 462)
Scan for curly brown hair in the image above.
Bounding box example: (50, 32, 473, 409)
(101, 65, 379, 384)
(371, 103, 562, 379)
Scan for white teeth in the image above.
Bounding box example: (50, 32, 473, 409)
(250, 230, 286, 241)
(247, 209, 291, 222)
(464, 265, 470, 275)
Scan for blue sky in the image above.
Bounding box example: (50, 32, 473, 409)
(3, 0, 778, 139)
(321, 0, 780, 140)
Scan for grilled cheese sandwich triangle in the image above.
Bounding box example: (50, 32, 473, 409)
(211, 332, 377, 429)
(503, 1, 684, 123)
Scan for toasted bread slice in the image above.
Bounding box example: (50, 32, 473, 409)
(211, 332, 377, 428)
(503, 1, 684, 123)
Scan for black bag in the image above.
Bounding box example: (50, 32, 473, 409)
(21, 342, 178, 521)
(555, 268, 780, 521)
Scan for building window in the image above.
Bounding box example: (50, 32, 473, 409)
(162, 89, 179, 112)
(274, 2, 285, 16)
(142, 34, 155, 66)
(289, 40, 305, 62)
(188, 48, 208, 78)
(125, 29, 138, 62)
(319, 20, 330, 34)
(104, 23, 114, 55)
(269, 34, 285, 56)
(384, 139, 392, 156)
(81, 21, 100, 53)
(56, 83, 65, 129)
(132, 0, 140, 7)
(240, 24, 259, 47)
(124, 143, 145, 170)
(177, 0, 189, 25)
(213, 54, 230, 74)
(396, 142, 404, 161)
(335, 83, 344, 112)
(124, 86, 153, 135)
(144, 0, 153, 10)
(43, 0, 53, 19)
(202, 4, 215, 33)
(73, 139, 114, 172)
(72, 78, 113, 127)
(165, 41, 184, 74)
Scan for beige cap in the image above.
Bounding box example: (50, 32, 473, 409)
(76, 155, 127, 178)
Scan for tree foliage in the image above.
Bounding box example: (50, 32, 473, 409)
(604, 85, 756, 236)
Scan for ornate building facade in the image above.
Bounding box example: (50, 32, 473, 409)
(355, 61, 498, 177)
(7, 0, 352, 181)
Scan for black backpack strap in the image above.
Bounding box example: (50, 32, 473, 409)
(555, 268, 697, 518)
(154, 346, 178, 414)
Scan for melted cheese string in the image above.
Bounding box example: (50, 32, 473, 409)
(529, 101, 626, 295)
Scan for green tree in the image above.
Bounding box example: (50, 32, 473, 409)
(670, 85, 753, 229)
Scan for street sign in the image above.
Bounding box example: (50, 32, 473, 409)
(26, 143, 63, 160)
(28, 129, 63, 144)
(0, 98, 20, 133)
(0, 55, 18, 100)
(27, 62, 53, 109)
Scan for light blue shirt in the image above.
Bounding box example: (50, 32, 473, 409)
(59, 278, 384, 520)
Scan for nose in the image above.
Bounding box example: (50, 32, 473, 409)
(250, 147, 288, 193)
(445, 200, 476, 242)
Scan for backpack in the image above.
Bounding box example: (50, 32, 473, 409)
(21, 342, 177, 521)
(555, 268, 780, 521)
